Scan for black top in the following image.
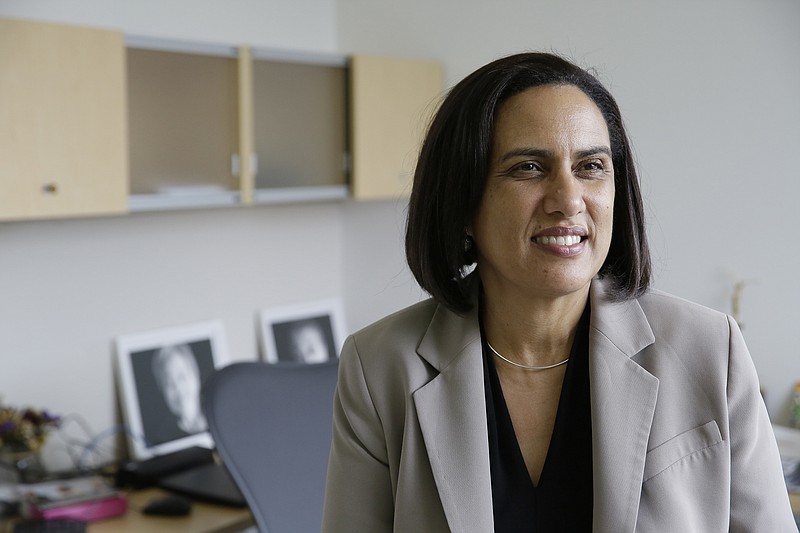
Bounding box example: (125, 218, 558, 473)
(482, 305, 593, 532)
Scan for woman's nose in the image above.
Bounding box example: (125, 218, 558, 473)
(542, 167, 584, 217)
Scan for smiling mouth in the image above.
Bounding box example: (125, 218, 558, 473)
(532, 235, 585, 246)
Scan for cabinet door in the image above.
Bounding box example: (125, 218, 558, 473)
(0, 18, 127, 221)
(126, 44, 240, 210)
(251, 54, 348, 204)
(349, 55, 443, 200)
(253, 58, 346, 190)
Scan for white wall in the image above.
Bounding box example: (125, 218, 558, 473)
(342, 200, 426, 329)
(337, 0, 800, 421)
(0, 204, 347, 469)
(0, 0, 338, 52)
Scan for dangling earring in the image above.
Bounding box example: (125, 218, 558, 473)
(464, 235, 474, 252)
(460, 234, 477, 278)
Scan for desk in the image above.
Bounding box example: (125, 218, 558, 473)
(89, 489, 253, 533)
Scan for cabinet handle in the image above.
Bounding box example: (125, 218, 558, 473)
(230, 154, 259, 177)
(251, 153, 258, 176)
(42, 183, 58, 194)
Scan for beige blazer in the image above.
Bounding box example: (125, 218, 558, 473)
(323, 280, 796, 532)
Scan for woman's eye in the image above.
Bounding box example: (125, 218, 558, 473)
(577, 159, 610, 177)
(511, 161, 542, 173)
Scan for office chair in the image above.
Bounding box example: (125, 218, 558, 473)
(202, 360, 339, 532)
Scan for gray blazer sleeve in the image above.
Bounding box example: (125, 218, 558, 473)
(322, 335, 394, 532)
(726, 317, 796, 532)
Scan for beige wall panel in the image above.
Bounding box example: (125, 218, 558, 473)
(0, 18, 127, 220)
(349, 55, 442, 200)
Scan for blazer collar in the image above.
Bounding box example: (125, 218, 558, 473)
(589, 279, 656, 358)
(414, 299, 494, 532)
(589, 279, 659, 532)
(413, 279, 660, 533)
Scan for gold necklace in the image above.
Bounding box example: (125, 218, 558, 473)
(487, 341, 569, 371)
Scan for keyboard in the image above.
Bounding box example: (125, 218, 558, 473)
(12, 520, 86, 533)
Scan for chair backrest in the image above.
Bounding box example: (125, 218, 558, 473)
(202, 360, 338, 532)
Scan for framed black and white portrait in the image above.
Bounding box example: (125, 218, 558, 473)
(114, 320, 230, 460)
(258, 299, 346, 364)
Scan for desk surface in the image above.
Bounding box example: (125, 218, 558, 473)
(89, 489, 253, 533)
(97, 489, 798, 531)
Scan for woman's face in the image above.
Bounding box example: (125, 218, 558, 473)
(291, 324, 330, 364)
(470, 84, 615, 302)
(161, 355, 201, 418)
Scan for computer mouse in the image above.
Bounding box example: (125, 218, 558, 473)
(142, 494, 193, 517)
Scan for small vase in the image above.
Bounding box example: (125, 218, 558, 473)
(0, 449, 45, 484)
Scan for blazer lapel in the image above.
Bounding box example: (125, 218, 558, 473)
(413, 302, 495, 532)
(589, 280, 659, 533)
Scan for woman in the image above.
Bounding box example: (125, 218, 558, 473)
(323, 53, 795, 531)
(152, 343, 207, 435)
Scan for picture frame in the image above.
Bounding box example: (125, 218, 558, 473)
(114, 320, 230, 460)
(258, 298, 346, 364)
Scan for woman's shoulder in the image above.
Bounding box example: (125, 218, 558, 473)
(341, 299, 442, 372)
(340, 298, 444, 402)
(638, 288, 731, 326)
(633, 288, 737, 355)
(593, 279, 735, 336)
(350, 298, 440, 345)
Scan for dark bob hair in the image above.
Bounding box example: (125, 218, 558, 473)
(405, 52, 651, 314)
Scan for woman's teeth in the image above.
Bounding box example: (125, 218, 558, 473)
(534, 235, 582, 246)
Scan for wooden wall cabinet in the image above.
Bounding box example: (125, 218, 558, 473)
(0, 18, 443, 220)
(0, 18, 128, 221)
(125, 42, 352, 211)
(127, 46, 442, 209)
